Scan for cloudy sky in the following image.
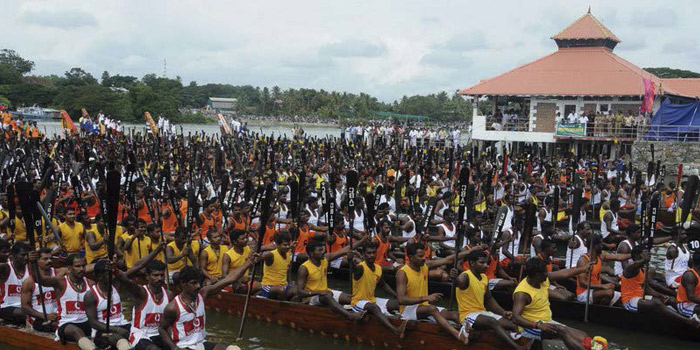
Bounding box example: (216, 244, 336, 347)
(4, 0, 699, 101)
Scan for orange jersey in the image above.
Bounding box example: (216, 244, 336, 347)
(621, 268, 645, 303)
(137, 198, 153, 223)
(85, 194, 101, 218)
(197, 213, 216, 239)
(230, 216, 247, 231)
(485, 251, 498, 279)
(294, 225, 316, 254)
(327, 230, 347, 254)
(577, 254, 601, 295)
(375, 235, 391, 266)
(677, 269, 700, 303)
(262, 223, 277, 246)
(160, 202, 178, 233)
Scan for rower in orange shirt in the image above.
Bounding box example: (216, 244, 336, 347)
(621, 246, 698, 326)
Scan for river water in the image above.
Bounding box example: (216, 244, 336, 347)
(4, 121, 693, 350)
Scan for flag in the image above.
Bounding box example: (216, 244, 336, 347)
(640, 78, 656, 114)
(60, 110, 77, 133)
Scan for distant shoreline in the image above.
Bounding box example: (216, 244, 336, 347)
(239, 119, 340, 129)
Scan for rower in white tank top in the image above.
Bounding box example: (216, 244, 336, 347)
(498, 228, 520, 261)
(665, 242, 690, 287)
(600, 210, 618, 239)
(170, 293, 206, 349)
(129, 285, 170, 345)
(57, 275, 91, 328)
(439, 222, 465, 249)
(28, 267, 57, 326)
(352, 209, 365, 233)
(568, 210, 587, 234)
(530, 233, 544, 257)
(88, 283, 130, 336)
(1, 261, 29, 308)
(537, 208, 552, 232)
(614, 239, 635, 277)
(565, 235, 588, 269)
(402, 217, 416, 240)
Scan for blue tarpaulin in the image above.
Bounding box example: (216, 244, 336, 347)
(644, 99, 700, 141)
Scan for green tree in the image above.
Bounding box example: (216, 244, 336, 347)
(0, 63, 23, 84)
(644, 67, 700, 78)
(0, 49, 35, 74)
(62, 68, 98, 86)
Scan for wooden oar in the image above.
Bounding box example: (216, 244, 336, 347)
(103, 169, 121, 334)
(449, 167, 470, 310)
(346, 170, 359, 295)
(237, 183, 275, 340)
(16, 181, 49, 324)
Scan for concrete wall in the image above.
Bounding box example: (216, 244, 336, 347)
(632, 140, 700, 180)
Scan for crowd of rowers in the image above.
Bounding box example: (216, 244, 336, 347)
(1, 140, 700, 350)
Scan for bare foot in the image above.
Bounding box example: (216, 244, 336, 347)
(396, 319, 409, 339)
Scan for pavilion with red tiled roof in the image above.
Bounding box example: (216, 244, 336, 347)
(458, 10, 700, 156)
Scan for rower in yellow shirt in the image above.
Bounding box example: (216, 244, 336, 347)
(165, 227, 200, 281)
(221, 229, 253, 293)
(199, 229, 228, 285)
(118, 217, 151, 269)
(396, 242, 471, 344)
(58, 210, 85, 254)
(260, 232, 293, 299)
(512, 257, 602, 350)
(297, 239, 363, 321)
(349, 241, 407, 337)
(84, 217, 108, 264)
(453, 250, 522, 349)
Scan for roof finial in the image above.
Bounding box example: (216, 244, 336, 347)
(588, 6, 591, 14)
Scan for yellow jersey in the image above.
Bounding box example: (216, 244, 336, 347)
(351, 261, 381, 305)
(121, 233, 151, 269)
(262, 249, 290, 286)
(399, 264, 428, 312)
(456, 270, 487, 321)
(203, 245, 228, 278)
(11, 216, 27, 242)
(84, 224, 108, 264)
(59, 221, 84, 253)
(149, 237, 165, 263)
(167, 241, 200, 272)
(514, 278, 552, 322)
(224, 246, 250, 272)
(302, 258, 328, 292)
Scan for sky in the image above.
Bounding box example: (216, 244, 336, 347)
(4, 0, 700, 102)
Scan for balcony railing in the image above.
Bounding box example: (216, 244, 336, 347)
(485, 115, 529, 132)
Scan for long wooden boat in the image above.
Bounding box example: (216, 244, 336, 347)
(206, 292, 521, 350)
(0, 323, 79, 350)
(322, 265, 700, 342)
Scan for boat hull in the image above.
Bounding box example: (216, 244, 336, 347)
(0, 323, 78, 350)
(206, 292, 516, 350)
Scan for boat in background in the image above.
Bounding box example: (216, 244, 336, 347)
(11, 105, 62, 120)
